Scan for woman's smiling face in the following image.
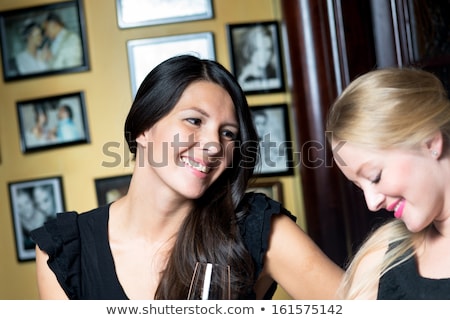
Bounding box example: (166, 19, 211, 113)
(136, 80, 239, 200)
(333, 140, 446, 233)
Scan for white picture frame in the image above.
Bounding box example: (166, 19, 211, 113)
(127, 32, 215, 96)
(116, 0, 214, 29)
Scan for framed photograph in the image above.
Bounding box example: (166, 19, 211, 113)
(116, 0, 214, 29)
(127, 32, 215, 96)
(227, 21, 285, 94)
(95, 174, 132, 206)
(250, 104, 294, 177)
(17, 91, 90, 153)
(8, 176, 65, 261)
(0, 0, 89, 82)
(247, 180, 283, 202)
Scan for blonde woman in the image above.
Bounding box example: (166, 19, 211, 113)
(327, 67, 450, 299)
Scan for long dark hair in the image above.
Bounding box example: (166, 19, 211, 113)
(124, 54, 259, 298)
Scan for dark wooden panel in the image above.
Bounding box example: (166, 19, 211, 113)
(280, 0, 380, 266)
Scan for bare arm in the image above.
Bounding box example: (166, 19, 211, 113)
(259, 214, 344, 299)
(35, 245, 69, 299)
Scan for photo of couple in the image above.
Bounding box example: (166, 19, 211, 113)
(0, 0, 88, 81)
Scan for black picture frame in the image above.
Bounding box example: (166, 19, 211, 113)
(116, 0, 214, 29)
(250, 104, 294, 177)
(0, 0, 89, 82)
(8, 176, 65, 262)
(16, 91, 90, 153)
(227, 21, 285, 94)
(94, 174, 132, 206)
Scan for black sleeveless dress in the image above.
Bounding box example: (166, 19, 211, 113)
(30, 192, 296, 300)
(378, 248, 450, 299)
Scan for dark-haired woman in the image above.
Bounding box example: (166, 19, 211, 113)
(31, 55, 342, 300)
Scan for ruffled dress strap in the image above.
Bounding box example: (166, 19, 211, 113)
(30, 211, 81, 299)
(238, 192, 296, 298)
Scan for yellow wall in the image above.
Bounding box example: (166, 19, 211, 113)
(0, 0, 305, 299)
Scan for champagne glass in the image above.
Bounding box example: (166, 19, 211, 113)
(187, 262, 231, 300)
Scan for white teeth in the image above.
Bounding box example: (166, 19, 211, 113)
(394, 201, 401, 212)
(181, 157, 210, 173)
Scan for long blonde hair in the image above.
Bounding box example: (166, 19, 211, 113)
(327, 67, 450, 298)
(337, 219, 426, 299)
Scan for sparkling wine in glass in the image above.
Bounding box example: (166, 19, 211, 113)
(187, 262, 231, 300)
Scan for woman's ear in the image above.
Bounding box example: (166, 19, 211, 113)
(425, 131, 443, 159)
(135, 129, 151, 148)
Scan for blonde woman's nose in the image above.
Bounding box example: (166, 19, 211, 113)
(363, 189, 385, 212)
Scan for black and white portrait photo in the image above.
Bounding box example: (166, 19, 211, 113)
(8, 177, 65, 261)
(227, 21, 285, 94)
(251, 104, 294, 177)
(0, 0, 89, 81)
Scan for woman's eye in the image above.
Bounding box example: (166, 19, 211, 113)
(186, 118, 201, 126)
(371, 172, 381, 184)
(222, 130, 237, 140)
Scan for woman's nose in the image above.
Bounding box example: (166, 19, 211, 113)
(204, 141, 221, 155)
(363, 189, 385, 212)
(199, 131, 222, 155)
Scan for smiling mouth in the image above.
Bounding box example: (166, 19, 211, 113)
(387, 199, 405, 219)
(180, 157, 211, 173)
(387, 199, 401, 211)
